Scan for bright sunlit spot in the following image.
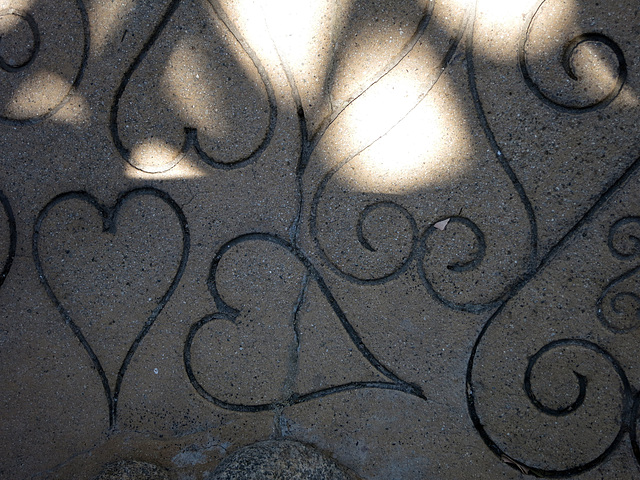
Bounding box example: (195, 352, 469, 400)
(126, 141, 209, 178)
(342, 75, 471, 193)
(476, 0, 540, 28)
(618, 88, 640, 108)
(258, 0, 330, 68)
(4, 70, 71, 119)
(221, 0, 291, 70)
(83, 0, 636, 184)
(129, 139, 183, 175)
(470, 0, 577, 65)
(164, 39, 231, 132)
(232, 0, 337, 116)
(89, 0, 133, 55)
(0, 0, 36, 15)
(342, 74, 428, 153)
(50, 93, 91, 126)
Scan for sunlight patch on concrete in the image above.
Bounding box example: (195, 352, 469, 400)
(343, 75, 471, 193)
(567, 40, 620, 99)
(477, 0, 540, 29)
(87, 0, 132, 55)
(163, 38, 230, 134)
(125, 142, 208, 178)
(235, 0, 339, 100)
(618, 88, 640, 108)
(473, 0, 574, 61)
(51, 93, 91, 126)
(260, 0, 333, 69)
(325, 0, 432, 106)
(426, 0, 472, 31)
(339, 72, 430, 158)
(0, 0, 36, 15)
(221, 0, 290, 70)
(128, 139, 183, 175)
(3, 70, 70, 120)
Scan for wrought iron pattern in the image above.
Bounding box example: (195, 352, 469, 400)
(0, 0, 638, 477)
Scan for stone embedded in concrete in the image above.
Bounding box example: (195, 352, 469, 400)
(206, 440, 358, 480)
(93, 460, 170, 480)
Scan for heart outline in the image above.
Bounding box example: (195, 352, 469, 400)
(183, 232, 425, 413)
(33, 187, 190, 428)
(109, 0, 278, 173)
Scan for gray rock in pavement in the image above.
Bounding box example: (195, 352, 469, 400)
(206, 439, 359, 480)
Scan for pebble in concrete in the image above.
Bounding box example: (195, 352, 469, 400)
(206, 440, 359, 480)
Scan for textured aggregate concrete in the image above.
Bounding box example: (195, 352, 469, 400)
(94, 460, 171, 480)
(0, 0, 639, 478)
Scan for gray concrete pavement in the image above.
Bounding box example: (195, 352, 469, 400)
(1, 0, 639, 478)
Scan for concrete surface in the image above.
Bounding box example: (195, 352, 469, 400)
(1, 0, 639, 478)
(94, 460, 171, 480)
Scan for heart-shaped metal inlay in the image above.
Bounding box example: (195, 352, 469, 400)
(184, 232, 424, 412)
(33, 187, 189, 427)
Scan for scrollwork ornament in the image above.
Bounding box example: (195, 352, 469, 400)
(597, 217, 640, 333)
(309, 180, 419, 284)
(607, 217, 640, 260)
(0, 9, 39, 73)
(468, 338, 632, 477)
(525, 342, 589, 417)
(0, 0, 89, 125)
(597, 278, 640, 334)
(519, 0, 628, 113)
(418, 216, 502, 313)
(311, 166, 527, 312)
(110, 0, 277, 173)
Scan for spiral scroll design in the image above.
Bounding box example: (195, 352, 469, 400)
(418, 216, 498, 313)
(597, 217, 640, 333)
(597, 287, 640, 334)
(310, 183, 419, 284)
(469, 338, 632, 477)
(0, 9, 40, 73)
(607, 217, 640, 260)
(523, 340, 631, 475)
(310, 151, 530, 312)
(0, 0, 89, 125)
(524, 342, 589, 417)
(520, 1, 627, 113)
